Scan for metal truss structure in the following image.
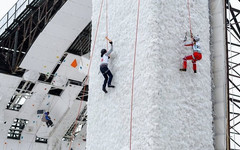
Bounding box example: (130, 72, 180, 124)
(226, 0, 240, 149)
(0, 0, 68, 76)
(0, 0, 91, 144)
(67, 22, 92, 56)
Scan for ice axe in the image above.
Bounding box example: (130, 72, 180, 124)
(105, 36, 112, 42)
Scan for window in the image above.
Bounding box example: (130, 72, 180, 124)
(35, 136, 48, 144)
(38, 53, 67, 83)
(6, 81, 34, 111)
(76, 105, 87, 122)
(76, 85, 88, 101)
(7, 118, 28, 140)
(67, 79, 82, 86)
(48, 87, 64, 96)
(62, 122, 83, 142)
(62, 106, 87, 142)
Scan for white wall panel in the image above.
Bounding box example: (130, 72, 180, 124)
(23, 70, 40, 83)
(20, 0, 92, 74)
(2, 139, 47, 150)
(51, 75, 68, 87)
(18, 83, 52, 119)
(0, 0, 92, 149)
(36, 84, 82, 138)
(0, 74, 22, 123)
(55, 53, 89, 82)
(48, 100, 86, 150)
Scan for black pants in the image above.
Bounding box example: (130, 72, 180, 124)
(46, 120, 53, 127)
(100, 65, 113, 90)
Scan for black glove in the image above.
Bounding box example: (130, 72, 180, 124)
(183, 36, 187, 42)
(109, 41, 113, 45)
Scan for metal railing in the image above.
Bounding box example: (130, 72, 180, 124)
(0, 0, 35, 35)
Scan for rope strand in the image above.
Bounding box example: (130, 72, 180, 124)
(187, 0, 193, 39)
(129, 0, 140, 149)
(68, 0, 105, 149)
(106, 0, 109, 51)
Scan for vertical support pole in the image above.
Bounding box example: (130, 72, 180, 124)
(7, 12, 9, 28)
(225, 0, 230, 148)
(12, 28, 19, 73)
(210, 0, 228, 149)
(14, 3, 17, 19)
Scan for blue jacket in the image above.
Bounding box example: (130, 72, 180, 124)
(44, 112, 51, 120)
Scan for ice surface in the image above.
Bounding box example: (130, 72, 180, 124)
(88, 0, 213, 149)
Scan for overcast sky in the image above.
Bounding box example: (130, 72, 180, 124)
(0, 0, 18, 19)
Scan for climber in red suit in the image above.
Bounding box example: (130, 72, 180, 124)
(180, 35, 202, 73)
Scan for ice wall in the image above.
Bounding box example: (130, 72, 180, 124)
(88, 0, 213, 149)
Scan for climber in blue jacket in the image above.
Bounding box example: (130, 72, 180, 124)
(42, 112, 54, 127)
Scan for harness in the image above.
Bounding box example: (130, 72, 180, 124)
(100, 64, 109, 74)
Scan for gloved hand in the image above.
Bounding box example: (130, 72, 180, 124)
(109, 41, 113, 45)
(190, 32, 193, 39)
(183, 36, 187, 42)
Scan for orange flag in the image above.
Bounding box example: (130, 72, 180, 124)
(71, 59, 77, 68)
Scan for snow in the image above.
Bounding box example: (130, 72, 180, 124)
(88, 0, 213, 149)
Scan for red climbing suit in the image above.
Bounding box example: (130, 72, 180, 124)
(182, 41, 202, 71)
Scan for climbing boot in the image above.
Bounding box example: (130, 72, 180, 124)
(180, 68, 186, 71)
(108, 85, 115, 88)
(102, 88, 108, 93)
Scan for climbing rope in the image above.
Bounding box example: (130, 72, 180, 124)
(68, 0, 105, 149)
(187, 0, 193, 39)
(105, 0, 109, 51)
(129, 0, 140, 149)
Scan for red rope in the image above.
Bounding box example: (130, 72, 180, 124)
(68, 0, 104, 149)
(129, 0, 140, 149)
(187, 0, 193, 39)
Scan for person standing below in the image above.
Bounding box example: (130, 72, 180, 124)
(100, 41, 115, 93)
(180, 35, 202, 73)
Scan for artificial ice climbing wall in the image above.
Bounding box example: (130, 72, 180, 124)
(88, 0, 213, 149)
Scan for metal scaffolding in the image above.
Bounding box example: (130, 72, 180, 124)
(0, 0, 92, 146)
(226, 0, 240, 149)
(0, 0, 68, 76)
